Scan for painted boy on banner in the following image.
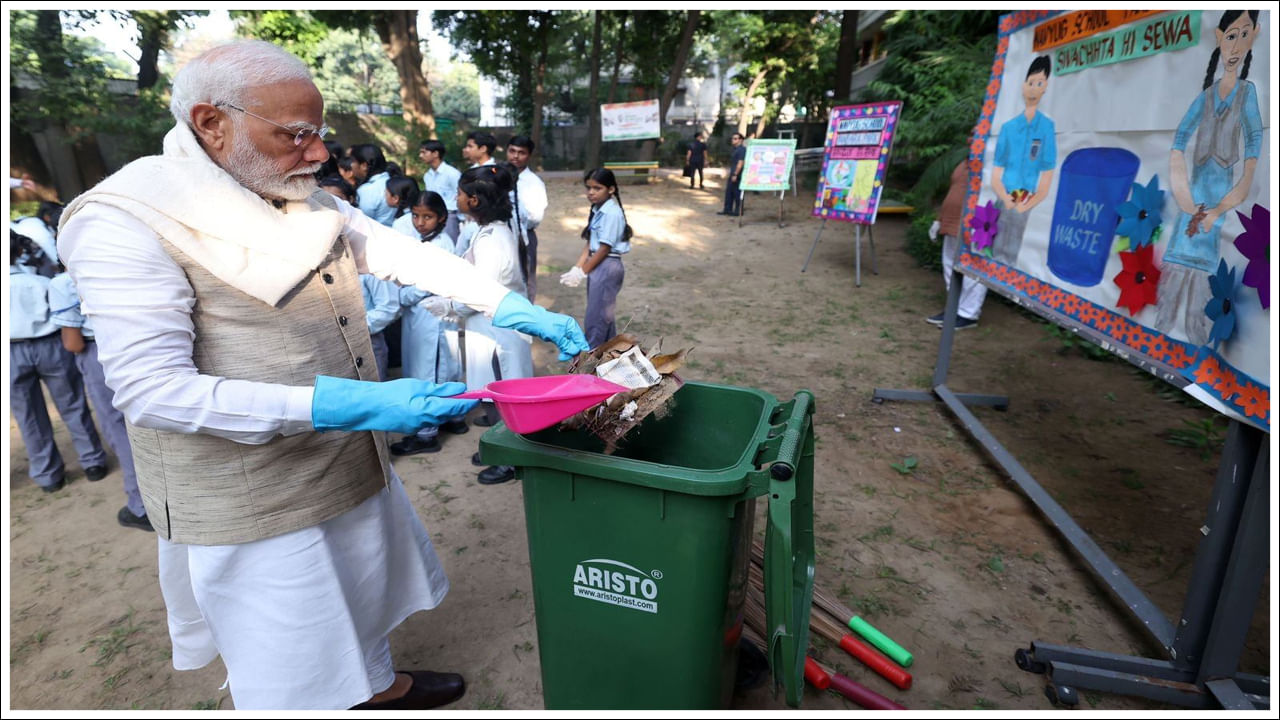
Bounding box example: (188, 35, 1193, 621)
(991, 55, 1057, 266)
(1157, 10, 1262, 345)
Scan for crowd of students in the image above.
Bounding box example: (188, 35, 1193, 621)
(9, 130, 634, 500)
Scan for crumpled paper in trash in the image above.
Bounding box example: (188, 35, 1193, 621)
(561, 334, 692, 454)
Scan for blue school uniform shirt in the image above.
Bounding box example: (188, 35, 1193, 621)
(588, 197, 629, 255)
(356, 171, 397, 226)
(422, 161, 461, 213)
(994, 110, 1057, 193)
(360, 273, 400, 335)
(9, 266, 57, 339)
(48, 272, 94, 338)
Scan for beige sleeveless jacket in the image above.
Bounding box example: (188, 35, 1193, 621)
(95, 190, 389, 545)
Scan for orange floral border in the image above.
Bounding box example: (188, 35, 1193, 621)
(958, 252, 1270, 426)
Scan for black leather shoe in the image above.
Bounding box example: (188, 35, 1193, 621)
(85, 465, 108, 482)
(440, 419, 469, 435)
(471, 452, 484, 467)
(117, 506, 154, 532)
(389, 435, 441, 456)
(41, 478, 65, 493)
(478, 465, 516, 485)
(472, 414, 497, 427)
(350, 670, 465, 710)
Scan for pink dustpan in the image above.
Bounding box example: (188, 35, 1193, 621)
(454, 375, 630, 434)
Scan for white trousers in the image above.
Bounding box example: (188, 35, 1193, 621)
(157, 469, 448, 710)
(942, 233, 989, 320)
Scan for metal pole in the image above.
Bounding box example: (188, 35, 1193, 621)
(868, 223, 878, 275)
(854, 223, 862, 287)
(932, 257, 965, 387)
(801, 219, 827, 273)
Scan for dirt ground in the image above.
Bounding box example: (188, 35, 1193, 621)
(6, 169, 1272, 712)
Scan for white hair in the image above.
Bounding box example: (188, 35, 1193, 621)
(169, 40, 313, 125)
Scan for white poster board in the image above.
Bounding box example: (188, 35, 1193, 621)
(601, 99, 661, 142)
(960, 10, 1271, 431)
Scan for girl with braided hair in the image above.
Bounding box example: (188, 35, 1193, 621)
(1157, 10, 1262, 344)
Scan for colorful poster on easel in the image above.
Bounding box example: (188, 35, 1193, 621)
(600, 99, 660, 142)
(812, 101, 903, 224)
(960, 10, 1270, 430)
(740, 139, 798, 191)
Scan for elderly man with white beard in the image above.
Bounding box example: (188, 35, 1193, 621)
(57, 40, 589, 711)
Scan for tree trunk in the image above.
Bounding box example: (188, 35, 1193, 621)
(134, 14, 166, 90)
(753, 106, 768, 138)
(736, 68, 768, 135)
(530, 11, 552, 162)
(639, 10, 700, 162)
(586, 10, 602, 170)
(372, 10, 436, 138)
(833, 10, 859, 103)
(606, 12, 626, 104)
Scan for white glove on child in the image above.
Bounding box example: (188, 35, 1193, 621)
(420, 296, 455, 319)
(928, 220, 941, 241)
(559, 266, 587, 288)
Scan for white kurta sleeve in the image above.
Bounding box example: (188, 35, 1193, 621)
(58, 205, 315, 444)
(338, 198, 510, 315)
(520, 172, 547, 230)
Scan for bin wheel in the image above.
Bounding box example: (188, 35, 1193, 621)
(1015, 647, 1046, 674)
(1044, 683, 1079, 707)
(872, 396, 885, 405)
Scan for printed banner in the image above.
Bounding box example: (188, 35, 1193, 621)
(1055, 11, 1201, 75)
(739, 139, 798, 191)
(812, 102, 902, 224)
(1032, 9, 1165, 51)
(600, 99, 660, 142)
(962, 10, 1271, 430)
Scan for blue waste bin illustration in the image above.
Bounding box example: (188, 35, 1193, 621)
(1047, 147, 1140, 287)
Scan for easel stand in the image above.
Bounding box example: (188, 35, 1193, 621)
(801, 219, 878, 286)
(738, 190, 786, 229)
(872, 262, 1270, 710)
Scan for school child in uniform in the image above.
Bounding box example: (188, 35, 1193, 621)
(48, 271, 153, 530)
(318, 175, 356, 204)
(361, 272, 401, 382)
(559, 168, 633, 348)
(387, 190, 469, 456)
(435, 165, 532, 484)
(386, 175, 422, 238)
(8, 232, 108, 493)
(353, 144, 397, 226)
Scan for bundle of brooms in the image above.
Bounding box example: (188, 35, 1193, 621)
(742, 543, 911, 709)
(560, 333, 691, 454)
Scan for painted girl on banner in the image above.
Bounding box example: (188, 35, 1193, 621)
(1157, 10, 1262, 345)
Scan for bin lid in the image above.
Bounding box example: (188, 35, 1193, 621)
(761, 391, 815, 708)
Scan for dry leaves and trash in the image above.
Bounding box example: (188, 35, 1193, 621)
(561, 334, 692, 454)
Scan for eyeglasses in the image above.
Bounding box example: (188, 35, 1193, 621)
(217, 102, 330, 146)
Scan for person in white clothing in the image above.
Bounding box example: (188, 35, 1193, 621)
(432, 164, 531, 486)
(55, 40, 589, 711)
(505, 135, 547, 301)
(418, 139, 462, 243)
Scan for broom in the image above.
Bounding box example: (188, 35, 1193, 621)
(752, 540, 913, 667)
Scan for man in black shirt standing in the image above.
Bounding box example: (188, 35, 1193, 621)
(718, 132, 746, 216)
(685, 132, 707, 189)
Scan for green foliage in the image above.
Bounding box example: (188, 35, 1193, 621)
(860, 11, 1001, 195)
(230, 10, 330, 58)
(9, 10, 173, 158)
(889, 456, 918, 475)
(905, 210, 943, 272)
(1042, 323, 1113, 361)
(310, 28, 400, 111)
(432, 64, 481, 125)
(1162, 416, 1227, 461)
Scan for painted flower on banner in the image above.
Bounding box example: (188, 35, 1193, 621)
(968, 201, 1000, 252)
(1232, 203, 1270, 309)
(1113, 244, 1161, 316)
(1203, 259, 1239, 350)
(1115, 175, 1165, 249)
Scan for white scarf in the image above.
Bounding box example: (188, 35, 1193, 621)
(60, 123, 343, 306)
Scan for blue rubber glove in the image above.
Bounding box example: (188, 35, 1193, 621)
(312, 376, 477, 434)
(492, 291, 591, 361)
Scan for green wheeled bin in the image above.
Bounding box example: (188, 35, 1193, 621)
(479, 381, 815, 709)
